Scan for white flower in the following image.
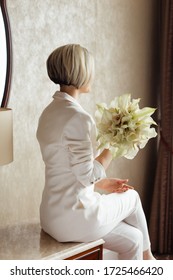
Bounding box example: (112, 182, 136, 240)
(95, 94, 157, 159)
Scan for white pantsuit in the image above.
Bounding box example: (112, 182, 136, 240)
(37, 91, 151, 259)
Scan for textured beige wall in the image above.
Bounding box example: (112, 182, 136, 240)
(0, 0, 158, 227)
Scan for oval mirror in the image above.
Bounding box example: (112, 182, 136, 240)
(0, 0, 12, 108)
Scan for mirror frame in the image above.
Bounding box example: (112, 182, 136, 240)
(0, 0, 12, 107)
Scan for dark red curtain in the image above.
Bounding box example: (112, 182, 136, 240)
(149, 0, 173, 254)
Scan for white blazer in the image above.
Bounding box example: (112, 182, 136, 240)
(37, 91, 119, 242)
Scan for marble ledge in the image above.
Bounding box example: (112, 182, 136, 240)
(0, 222, 104, 260)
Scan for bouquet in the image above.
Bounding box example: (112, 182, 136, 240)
(95, 94, 157, 159)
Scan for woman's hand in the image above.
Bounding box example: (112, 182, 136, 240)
(95, 178, 134, 193)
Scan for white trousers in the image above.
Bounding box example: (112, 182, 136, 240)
(102, 190, 151, 260)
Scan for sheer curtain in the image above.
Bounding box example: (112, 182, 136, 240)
(149, 0, 173, 255)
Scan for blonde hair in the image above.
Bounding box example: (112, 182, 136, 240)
(46, 44, 94, 89)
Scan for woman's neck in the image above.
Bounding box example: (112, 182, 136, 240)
(60, 85, 80, 99)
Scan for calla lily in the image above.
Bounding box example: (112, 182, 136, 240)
(95, 94, 157, 159)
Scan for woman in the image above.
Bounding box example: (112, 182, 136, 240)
(36, 44, 155, 260)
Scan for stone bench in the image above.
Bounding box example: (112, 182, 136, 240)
(0, 221, 104, 260)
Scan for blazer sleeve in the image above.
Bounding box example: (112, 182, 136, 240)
(63, 112, 106, 187)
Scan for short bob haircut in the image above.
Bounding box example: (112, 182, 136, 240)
(46, 44, 95, 89)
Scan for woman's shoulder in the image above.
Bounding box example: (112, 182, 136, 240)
(69, 107, 94, 127)
(63, 105, 95, 138)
